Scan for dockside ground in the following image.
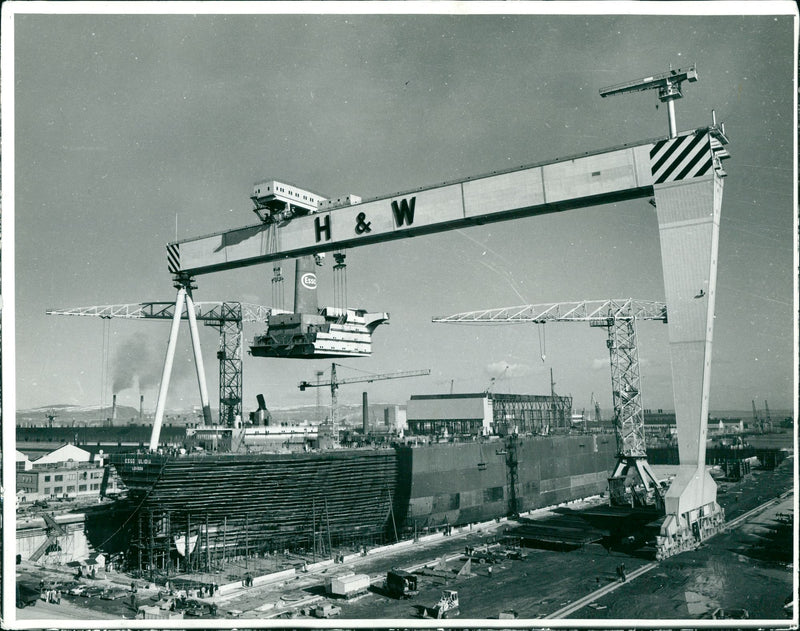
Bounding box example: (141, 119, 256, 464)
(16, 453, 794, 622)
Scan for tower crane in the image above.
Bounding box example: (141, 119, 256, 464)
(600, 65, 699, 138)
(298, 363, 430, 433)
(764, 400, 772, 433)
(433, 298, 668, 509)
(47, 300, 273, 428)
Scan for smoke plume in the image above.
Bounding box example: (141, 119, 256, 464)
(113, 333, 196, 393)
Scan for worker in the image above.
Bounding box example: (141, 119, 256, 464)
(488, 565, 493, 578)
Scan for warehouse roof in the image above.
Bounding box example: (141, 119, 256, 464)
(407, 393, 488, 421)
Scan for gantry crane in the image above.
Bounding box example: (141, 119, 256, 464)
(433, 298, 667, 508)
(298, 363, 430, 431)
(47, 300, 273, 428)
(135, 66, 729, 559)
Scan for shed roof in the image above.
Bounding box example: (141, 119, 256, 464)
(33, 443, 92, 464)
(407, 394, 487, 421)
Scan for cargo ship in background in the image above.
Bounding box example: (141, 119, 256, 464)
(109, 392, 617, 573)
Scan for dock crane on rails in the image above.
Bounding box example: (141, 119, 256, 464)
(149, 66, 728, 559)
(299, 363, 430, 442)
(433, 298, 668, 509)
(47, 300, 273, 427)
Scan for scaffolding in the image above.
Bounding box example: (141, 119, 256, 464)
(490, 393, 573, 435)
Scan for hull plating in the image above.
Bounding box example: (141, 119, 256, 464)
(111, 434, 615, 552)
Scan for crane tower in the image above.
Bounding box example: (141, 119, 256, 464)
(434, 298, 667, 508)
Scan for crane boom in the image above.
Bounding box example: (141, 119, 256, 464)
(300, 368, 432, 390)
(432, 298, 666, 324)
(599, 65, 698, 98)
(600, 65, 699, 138)
(46, 301, 274, 323)
(298, 363, 430, 440)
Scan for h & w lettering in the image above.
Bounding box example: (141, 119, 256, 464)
(314, 215, 331, 243)
(391, 197, 416, 227)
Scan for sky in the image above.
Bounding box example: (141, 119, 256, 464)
(6, 4, 797, 421)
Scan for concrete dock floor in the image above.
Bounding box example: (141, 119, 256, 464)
(15, 455, 794, 623)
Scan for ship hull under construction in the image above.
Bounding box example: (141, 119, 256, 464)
(110, 434, 615, 567)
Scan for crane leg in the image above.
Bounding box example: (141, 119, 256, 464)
(652, 170, 726, 559)
(185, 290, 214, 425)
(149, 287, 187, 451)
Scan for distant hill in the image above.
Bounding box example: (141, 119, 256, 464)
(16, 402, 401, 429)
(16, 404, 142, 427)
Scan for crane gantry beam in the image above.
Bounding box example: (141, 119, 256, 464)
(166, 126, 728, 277)
(434, 298, 667, 508)
(47, 301, 275, 428)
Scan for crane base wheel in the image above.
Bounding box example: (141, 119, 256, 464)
(655, 504, 725, 560)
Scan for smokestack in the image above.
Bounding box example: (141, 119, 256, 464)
(139, 395, 144, 423)
(294, 255, 318, 314)
(255, 394, 269, 426)
(111, 394, 117, 422)
(362, 391, 369, 435)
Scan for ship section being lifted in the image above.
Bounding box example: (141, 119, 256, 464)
(250, 307, 389, 358)
(247, 183, 387, 359)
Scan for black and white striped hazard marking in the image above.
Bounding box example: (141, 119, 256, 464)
(650, 132, 713, 184)
(167, 243, 180, 273)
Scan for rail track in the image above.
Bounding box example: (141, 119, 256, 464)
(545, 489, 793, 619)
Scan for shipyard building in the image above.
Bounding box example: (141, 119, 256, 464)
(406, 392, 573, 437)
(16, 444, 123, 504)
